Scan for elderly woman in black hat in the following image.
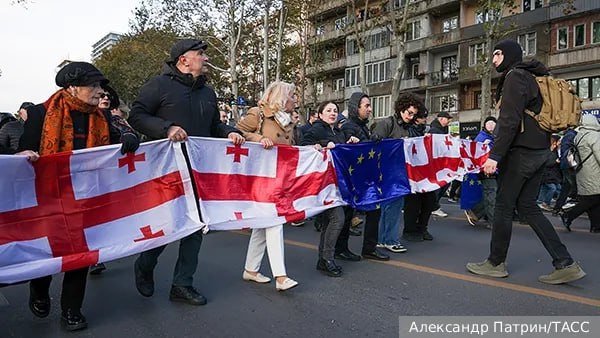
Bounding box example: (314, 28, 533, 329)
(19, 61, 139, 331)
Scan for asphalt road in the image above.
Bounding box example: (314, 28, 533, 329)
(1, 201, 599, 337)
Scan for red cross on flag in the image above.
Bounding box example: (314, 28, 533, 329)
(404, 134, 489, 193)
(0, 140, 203, 284)
(185, 137, 345, 231)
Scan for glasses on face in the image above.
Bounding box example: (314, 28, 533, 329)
(99, 93, 110, 99)
(404, 109, 417, 117)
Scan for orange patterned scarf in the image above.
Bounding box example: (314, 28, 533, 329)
(39, 89, 110, 155)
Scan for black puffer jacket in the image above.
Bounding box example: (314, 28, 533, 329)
(428, 118, 448, 134)
(129, 63, 240, 140)
(0, 120, 24, 151)
(541, 149, 562, 184)
(490, 60, 549, 162)
(300, 119, 347, 146)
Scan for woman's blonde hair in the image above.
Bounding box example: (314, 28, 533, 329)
(259, 81, 296, 113)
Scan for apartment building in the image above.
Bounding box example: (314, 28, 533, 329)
(306, 0, 600, 137)
(91, 32, 123, 61)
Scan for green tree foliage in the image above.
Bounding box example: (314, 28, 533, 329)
(94, 29, 179, 105)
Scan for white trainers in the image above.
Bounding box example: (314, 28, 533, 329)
(276, 277, 299, 291)
(384, 243, 407, 253)
(242, 271, 271, 283)
(431, 208, 448, 217)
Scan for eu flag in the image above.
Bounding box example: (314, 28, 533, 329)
(330, 139, 411, 211)
(460, 173, 483, 210)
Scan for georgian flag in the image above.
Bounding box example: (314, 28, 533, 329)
(0, 140, 202, 284)
(185, 137, 345, 231)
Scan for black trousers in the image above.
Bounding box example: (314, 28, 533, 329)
(30, 267, 89, 312)
(489, 148, 573, 268)
(335, 207, 380, 254)
(565, 194, 600, 231)
(554, 168, 577, 210)
(403, 192, 436, 234)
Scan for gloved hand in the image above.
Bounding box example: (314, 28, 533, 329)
(120, 132, 140, 154)
(370, 133, 382, 142)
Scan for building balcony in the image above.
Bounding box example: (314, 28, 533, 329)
(428, 71, 459, 86)
(308, 28, 346, 46)
(317, 91, 345, 103)
(549, 0, 599, 19)
(548, 46, 600, 70)
(307, 58, 346, 76)
(400, 78, 425, 90)
(425, 29, 460, 50)
(309, 0, 348, 19)
(426, 0, 460, 12)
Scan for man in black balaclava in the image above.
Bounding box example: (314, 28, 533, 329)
(466, 39, 586, 285)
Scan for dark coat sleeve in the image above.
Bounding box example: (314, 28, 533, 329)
(489, 71, 530, 162)
(18, 105, 44, 152)
(208, 94, 241, 138)
(128, 77, 175, 139)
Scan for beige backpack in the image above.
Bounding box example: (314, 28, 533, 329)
(524, 76, 582, 132)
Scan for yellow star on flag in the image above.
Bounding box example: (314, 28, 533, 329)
(469, 179, 475, 186)
(349, 165, 354, 175)
(379, 174, 383, 182)
(377, 187, 382, 195)
(368, 148, 376, 159)
(378, 151, 382, 160)
(357, 153, 365, 164)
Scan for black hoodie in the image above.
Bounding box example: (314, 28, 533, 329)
(342, 92, 371, 141)
(129, 63, 239, 140)
(490, 60, 550, 162)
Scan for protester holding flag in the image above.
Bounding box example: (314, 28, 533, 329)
(466, 39, 585, 285)
(17, 61, 139, 331)
(236, 81, 299, 291)
(301, 100, 359, 276)
(429, 112, 453, 218)
(335, 92, 390, 261)
(129, 39, 244, 305)
(464, 116, 497, 228)
(371, 93, 423, 253)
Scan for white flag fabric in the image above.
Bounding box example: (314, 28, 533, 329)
(0, 140, 202, 284)
(185, 137, 346, 231)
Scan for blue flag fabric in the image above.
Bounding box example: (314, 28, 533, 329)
(460, 173, 483, 210)
(330, 139, 411, 211)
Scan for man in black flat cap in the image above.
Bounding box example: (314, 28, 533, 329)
(466, 39, 585, 285)
(129, 39, 244, 306)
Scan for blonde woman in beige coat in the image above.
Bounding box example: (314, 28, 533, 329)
(235, 81, 298, 291)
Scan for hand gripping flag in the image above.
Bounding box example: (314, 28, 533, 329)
(185, 137, 345, 230)
(460, 173, 483, 210)
(0, 140, 202, 284)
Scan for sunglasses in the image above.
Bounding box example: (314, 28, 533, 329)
(99, 93, 110, 99)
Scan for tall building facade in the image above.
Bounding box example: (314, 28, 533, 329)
(306, 0, 600, 137)
(91, 32, 123, 61)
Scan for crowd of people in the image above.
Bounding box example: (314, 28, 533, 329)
(0, 38, 593, 332)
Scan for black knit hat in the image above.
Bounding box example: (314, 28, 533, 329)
(483, 116, 497, 124)
(55, 62, 108, 88)
(168, 39, 208, 64)
(19, 102, 34, 110)
(493, 39, 523, 73)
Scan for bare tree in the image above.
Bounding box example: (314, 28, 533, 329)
(388, 0, 418, 104)
(275, 3, 289, 82)
(262, 0, 273, 90)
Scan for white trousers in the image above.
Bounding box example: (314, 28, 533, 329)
(244, 225, 287, 277)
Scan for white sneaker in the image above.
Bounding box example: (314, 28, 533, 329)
(384, 243, 407, 253)
(276, 277, 298, 291)
(376, 243, 385, 248)
(242, 271, 271, 283)
(562, 202, 576, 210)
(432, 208, 448, 217)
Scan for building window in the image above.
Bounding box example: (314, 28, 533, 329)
(316, 25, 325, 36)
(569, 77, 600, 100)
(517, 32, 537, 56)
(592, 78, 600, 99)
(473, 91, 482, 109)
(442, 16, 458, 32)
(345, 67, 360, 88)
(316, 81, 324, 96)
(475, 9, 498, 24)
(372, 95, 392, 118)
(406, 21, 421, 41)
(469, 42, 486, 67)
(523, 0, 543, 12)
(334, 78, 345, 92)
(335, 17, 347, 30)
(431, 94, 458, 113)
(393, 0, 411, 9)
(557, 27, 568, 50)
(411, 63, 419, 79)
(366, 60, 392, 85)
(592, 22, 600, 44)
(574, 24, 586, 47)
(365, 31, 391, 51)
(441, 56, 458, 83)
(347, 39, 359, 55)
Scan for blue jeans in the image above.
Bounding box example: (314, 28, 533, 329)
(378, 197, 404, 245)
(538, 183, 560, 205)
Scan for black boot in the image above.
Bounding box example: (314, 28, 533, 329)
(316, 258, 343, 277)
(28, 283, 50, 318)
(61, 308, 88, 331)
